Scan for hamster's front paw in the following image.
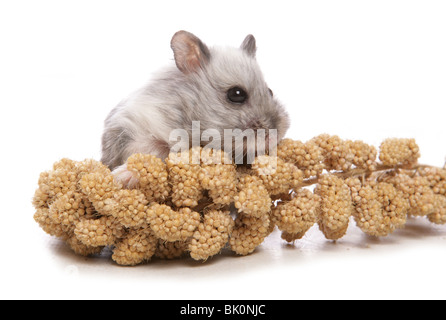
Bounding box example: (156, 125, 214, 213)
(112, 163, 139, 189)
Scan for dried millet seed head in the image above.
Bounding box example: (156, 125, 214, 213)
(418, 167, 446, 196)
(234, 174, 272, 218)
(188, 210, 234, 261)
(387, 174, 435, 216)
(272, 188, 319, 237)
(74, 216, 117, 247)
(346, 140, 377, 170)
(349, 180, 407, 237)
(34, 207, 66, 239)
(107, 189, 149, 228)
(310, 134, 354, 171)
(229, 213, 271, 256)
(166, 148, 203, 208)
(315, 174, 353, 240)
(379, 138, 420, 166)
(74, 214, 125, 248)
(276, 139, 325, 178)
(147, 204, 201, 242)
(112, 229, 158, 266)
(48, 191, 88, 235)
(252, 155, 303, 195)
(35, 166, 78, 206)
(428, 195, 446, 225)
(32, 134, 446, 266)
(80, 172, 120, 207)
(199, 162, 238, 205)
(126, 153, 171, 202)
(375, 182, 408, 227)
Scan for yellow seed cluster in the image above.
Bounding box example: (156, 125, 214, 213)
(33, 159, 103, 240)
(127, 153, 170, 201)
(33, 134, 446, 266)
(252, 155, 303, 195)
(74, 216, 120, 247)
(79, 172, 120, 211)
(199, 162, 237, 205)
(276, 137, 378, 175)
(189, 210, 234, 260)
(234, 175, 271, 217)
(418, 167, 446, 224)
(419, 167, 446, 196)
(166, 148, 203, 208)
(112, 229, 158, 266)
(147, 204, 201, 242)
(48, 193, 90, 235)
(310, 134, 354, 171)
(375, 182, 409, 228)
(347, 140, 378, 170)
(276, 139, 325, 178)
(315, 174, 353, 240)
(272, 189, 319, 241)
(385, 174, 435, 216)
(107, 189, 150, 228)
(379, 138, 420, 166)
(428, 195, 446, 225)
(348, 179, 408, 237)
(229, 213, 272, 255)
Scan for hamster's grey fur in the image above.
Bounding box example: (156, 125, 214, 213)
(101, 31, 290, 176)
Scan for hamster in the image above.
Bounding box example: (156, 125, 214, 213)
(101, 30, 290, 186)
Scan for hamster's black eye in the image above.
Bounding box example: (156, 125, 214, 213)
(227, 87, 248, 104)
(268, 88, 273, 97)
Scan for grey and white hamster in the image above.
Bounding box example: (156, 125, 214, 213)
(101, 30, 290, 185)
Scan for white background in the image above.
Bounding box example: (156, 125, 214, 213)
(1, 0, 446, 300)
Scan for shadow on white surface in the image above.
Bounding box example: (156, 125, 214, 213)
(43, 216, 446, 278)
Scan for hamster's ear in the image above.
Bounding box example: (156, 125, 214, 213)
(241, 34, 256, 58)
(171, 31, 211, 74)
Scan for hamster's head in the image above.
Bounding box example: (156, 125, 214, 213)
(170, 31, 290, 162)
